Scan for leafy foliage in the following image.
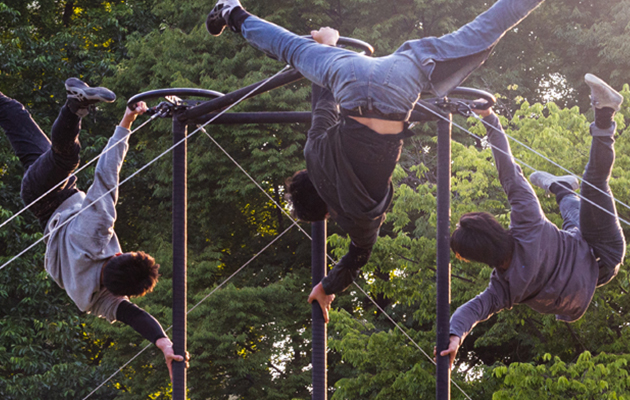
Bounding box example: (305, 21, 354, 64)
(1, 0, 630, 399)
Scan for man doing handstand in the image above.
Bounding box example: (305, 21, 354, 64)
(440, 74, 626, 366)
(0, 79, 187, 379)
(206, 0, 548, 320)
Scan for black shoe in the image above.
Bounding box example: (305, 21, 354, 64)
(206, 0, 242, 36)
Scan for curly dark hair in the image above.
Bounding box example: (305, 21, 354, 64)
(102, 251, 160, 297)
(450, 212, 514, 271)
(285, 169, 328, 222)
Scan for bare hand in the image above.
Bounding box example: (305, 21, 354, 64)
(311, 27, 340, 46)
(120, 101, 148, 129)
(308, 282, 335, 323)
(156, 337, 190, 382)
(471, 98, 493, 118)
(434, 335, 461, 369)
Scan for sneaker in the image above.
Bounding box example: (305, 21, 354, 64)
(65, 78, 116, 104)
(585, 73, 623, 111)
(529, 171, 579, 194)
(206, 0, 242, 36)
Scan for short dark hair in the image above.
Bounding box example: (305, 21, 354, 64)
(450, 212, 514, 271)
(103, 251, 159, 297)
(285, 169, 328, 222)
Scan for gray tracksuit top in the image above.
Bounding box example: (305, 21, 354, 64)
(449, 115, 600, 339)
(44, 126, 130, 322)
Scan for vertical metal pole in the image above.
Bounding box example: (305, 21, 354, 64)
(311, 220, 327, 400)
(172, 115, 188, 399)
(436, 113, 452, 400)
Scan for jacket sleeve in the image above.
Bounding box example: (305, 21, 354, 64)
(449, 274, 511, 339)
(116, 300, 168, 345)
(73, 126, 130, 246)
(321, 243, 372, 294)
(483, 114, 545, 231)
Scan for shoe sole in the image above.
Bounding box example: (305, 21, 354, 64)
(206, 11, 227, 35)
(66, 86, 116, 103)
(585, 73, 623, 111)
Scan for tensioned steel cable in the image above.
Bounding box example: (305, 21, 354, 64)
(81, 222, 297, 400)
(198, 125, 474, 399)
(0, 111, 162, 231)
(0, 65, 293, 273)
(472, 106, 630, 213)
(415, 101, 630, 227)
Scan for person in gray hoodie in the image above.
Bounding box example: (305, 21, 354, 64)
(439, 74, 626, 367)
(0, 79, 187, 380)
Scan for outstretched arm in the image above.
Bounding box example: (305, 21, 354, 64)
(120, 102, 148, 130)
(116, 300, 189, 381)
(474, 109, 545, 229)
(74, 103, 148, 243)
(308, 243, 373, 323)
(444, 275, 510, 367)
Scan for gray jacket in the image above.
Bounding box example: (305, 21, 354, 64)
(450, 115, 599, 339)
(44, 126, 130, 322)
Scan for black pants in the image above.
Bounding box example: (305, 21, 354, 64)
(556, 126, 626, 286)
(0, 93, 81, 227)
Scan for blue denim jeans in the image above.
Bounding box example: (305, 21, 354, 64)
(0, 93, 80, 227)
(558, 122, 626, 285)
(241, 0, 545, 118)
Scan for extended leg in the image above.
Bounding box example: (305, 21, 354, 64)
(580, 74, 626, 285)
(0, 92, 52, 170)
(20, 104, 82, 226)
(529, 173, 580, 231)
(206, 2, 370, 92)
(20, 79, 116, 227)
(397, 0, 546, 97)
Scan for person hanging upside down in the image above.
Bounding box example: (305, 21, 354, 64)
(439, 74, 626, 367)
(205, 0, 548, 321)
(0, 79, 189, 380)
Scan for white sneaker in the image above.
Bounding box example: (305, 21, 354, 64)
(585, 73, 623, 111)
(529, 171, 579, 194)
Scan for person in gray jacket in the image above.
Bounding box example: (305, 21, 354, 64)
(440, 74, 626, 367)
(0, 79, 187, 380)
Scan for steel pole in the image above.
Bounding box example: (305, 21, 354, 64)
(436, 114, 452, 400)
(311, 220, 327, 400)
(172, 115, 188, 399)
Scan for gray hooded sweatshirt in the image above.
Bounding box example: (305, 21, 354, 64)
(449, 115, 600, 340)
(44, 126, 130, 322)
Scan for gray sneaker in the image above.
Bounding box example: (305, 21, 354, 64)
(206, 0, 242, 36)
(529, 171, 579, 194)
(65, 78, 116, 104)
(65, 78, 116, 117)
(585, 73, 623, 111)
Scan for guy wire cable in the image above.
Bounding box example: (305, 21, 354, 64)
(81, 222, 297, 400)
(0, 110, 163, 231)
(198, 124, 474, 399)
(0, 65, 293, 273)
(470, 105, 630, 213)
(415, 101, 630, 227)
(465, 108, 630, 226)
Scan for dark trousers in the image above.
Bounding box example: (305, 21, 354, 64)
(0, 93, 81, 227)
(558, 123, 626, 285)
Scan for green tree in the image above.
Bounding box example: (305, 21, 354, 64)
(3, 0, 630, 399)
